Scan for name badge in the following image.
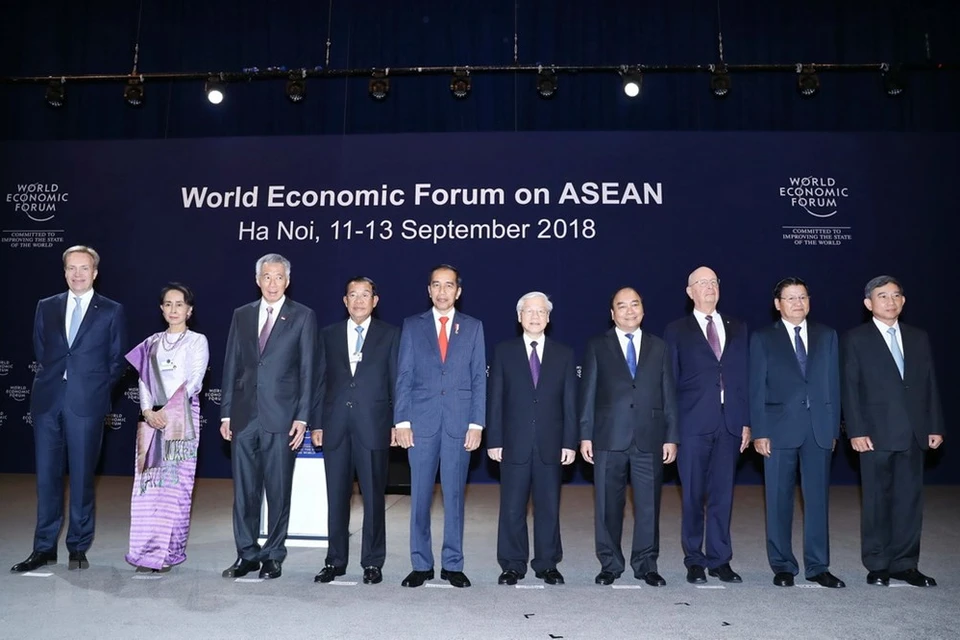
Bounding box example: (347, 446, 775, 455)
(159, 359, 177, 371)
(350, 352, 363, 364)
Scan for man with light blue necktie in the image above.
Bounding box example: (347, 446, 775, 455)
(841, 275, 944, 588)
(12, 246, 127, 574)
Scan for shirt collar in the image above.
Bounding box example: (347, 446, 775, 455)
(523, 333, 544, 348)
(781, 317, 807, 332)
(614, 326, 642, 340)
(68, 289, 95, 304)
(349, 316, 372, 332)
(693, 308, 721, 323)
(432, 307, 455, 323)
(260, 296, 286, 313)
(872, 316, 900, 334)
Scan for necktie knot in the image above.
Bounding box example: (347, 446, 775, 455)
(625, 333, 634, 340)
(439, 316, 448, 327)
(354, 325, 365, 354)
(887, 327, 896, 337)
(530, 341, 538, 348)
(795, 326, 802, 336)
(706, 315, 714, 323)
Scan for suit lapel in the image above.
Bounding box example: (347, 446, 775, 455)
(72, 293, 101, 346)
(420, 311, 442, 362)
(263, 299, 295, 353)
(517, 337, 536, 389)
(774, 322, 805, 378)
(354, 319, 384, 374)
(606, 329, 639, 379)
(867, 323, 902, 380)
(56, 293, 69, 344)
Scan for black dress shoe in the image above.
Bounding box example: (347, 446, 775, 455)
(222, 557, 260, 578)
(686, 565, 707, 584)
(890, 569, 937, 587)
(708, 563, 742, 583)
(362, 566, 383, 585)
(314, 565, 346, 583)
(401, 569, 434, 587)
(773, 572, 795, 587)
(807, 572, 845, 588)
(11, 550, 57, 573)
(866, 570, 890, 586)
(535, 568, 564, 585)
(440, 569, 471, 588)
(595, 571, 619, 585)
(259, 559, 282, 580)
(498, 569, 522, 585)
(68, 551, 89, 571)
(642, 571, 666, 587)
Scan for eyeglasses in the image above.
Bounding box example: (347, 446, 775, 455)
(346, 292, 374, 300)
(779, 295, 809, 303)
(521, 309, 548, 317)
(690, 278, 719, 288)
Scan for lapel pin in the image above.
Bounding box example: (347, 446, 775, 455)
(454, 323, 460, 335)
(280, 316, 286, 321)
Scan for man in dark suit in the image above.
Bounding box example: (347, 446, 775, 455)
(487, 292, 577, 586)
(219, 253, 317, 580)
(749, 277, 844, 588)
(394, 264, 486, 588)
(311, 276, 399, 586)
(842, 275, 944, 588)
(579, 287, 678, 587)
(12, 245, 127, 573)
(663, 266, 750, 585)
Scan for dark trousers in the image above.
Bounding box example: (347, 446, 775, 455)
(593, 444, 662, 576)
(497, 446, 563, 574)
(678, 423, 741, 568)
(231, 422, 297, 562)
(32, 396, 105, 553)
(764, 433, 833, 577)
(323, 432, 389, 569)
(859, 441, 924, 573)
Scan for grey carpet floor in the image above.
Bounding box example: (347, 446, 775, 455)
(0, 474, 958, 640)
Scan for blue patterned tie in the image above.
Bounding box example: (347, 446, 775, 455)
(887, 327, 904, 378)
(794, 326, 807, 376)
(625, 333, 637, 378)
(67, 296, 82, 346)
(354, 326, 365, 354)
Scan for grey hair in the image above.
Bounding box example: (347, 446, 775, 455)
(863, 275, 903, 299)
(256, 253, 292, 279)
(515, 291, 554, 313)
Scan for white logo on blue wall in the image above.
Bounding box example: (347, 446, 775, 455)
(5, 183, 68, 223)
(779, 177, 849, 218)
(6, 385, 29, 401)
(0, 360, 13, 377)
(104, 413, 125, 430)
(205, 388, 222, 406)
(124, 387, 140, 404)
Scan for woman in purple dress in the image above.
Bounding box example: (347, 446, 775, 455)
(124, 283, 209, 572)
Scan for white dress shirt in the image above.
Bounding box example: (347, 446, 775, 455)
(347, 316, 372, 375)
(259, 296, 286, 332)
(523, 333, 544, 361)
(64, 288, 95, 339)
(613, 326, 642, 363)
(693, 308, 726, 352)
(781, 318, 808, 353)
(872, 317, 904, 355)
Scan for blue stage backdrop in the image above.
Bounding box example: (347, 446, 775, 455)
(0, 132, 954, 484)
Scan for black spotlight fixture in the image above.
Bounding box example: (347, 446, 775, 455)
(205, 77, 226, 105)
(45, 79, 66, 108)
(450, 69, 471, 99)
(369, 70, 389, 101)
(123, 76, 144, 107)
(621, 69, 642, 98)
(286, 72, 306, 104)
(881, 64, 906, 97)
(796, 64, 819, 98)
(709, 64, 731, 98)
(536, 68, 558, 99)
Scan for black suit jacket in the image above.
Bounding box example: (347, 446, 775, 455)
(486, 337, 578, 464)
(315, 318, 400, 451)
(220, 298, 318, 433)
(579, 328, 679, 452)
(841, 321, 944, 451)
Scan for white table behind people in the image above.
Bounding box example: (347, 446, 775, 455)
(259, 437, 327, 548)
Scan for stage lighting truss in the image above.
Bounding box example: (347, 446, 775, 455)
(536, 67, 558, 99)
(286, 71, 306, 103)
(709, 64, 731, 98)
(45, 78, 66, 108)
(124, 76, 144, 107)
(369, 70, 390, 101)
(796, 64, 819, 98)
(450, 69, 471, 99)
(621, 68, 642, 98)
(881, 63, 906, 97)
(205, 76, 226, 105)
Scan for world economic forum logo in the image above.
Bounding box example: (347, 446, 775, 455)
(5, 182, 69, 223)
(124, 386, 141, 404)
(104, 413, 126, 431)
(205, 388, 222, 406)
(779, 176, 850, 218)
(0, 360, 14, 377)
(6, 385, 29, 402)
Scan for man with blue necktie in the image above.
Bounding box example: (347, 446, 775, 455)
(12, 245, 127, 573)
(749, 277, 844, 588)
(842, 275, 944, 588)
(579, 287, 678, 587)
(394, 264, 486, 588)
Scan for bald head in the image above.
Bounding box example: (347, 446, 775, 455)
(686, 266, 720, 314)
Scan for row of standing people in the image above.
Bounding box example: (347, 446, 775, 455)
(11, 250, 944, 593)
